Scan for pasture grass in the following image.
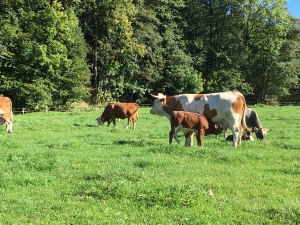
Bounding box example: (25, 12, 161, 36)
(0, 105, 299, 224)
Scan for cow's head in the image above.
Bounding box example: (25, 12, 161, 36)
(149, 93, 170, 118)
(96, 117, 105, 127)
(205, 122, 223, 136)
(253, 127, 270, 139)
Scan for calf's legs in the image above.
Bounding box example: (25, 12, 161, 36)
(195, 129, 204, 146)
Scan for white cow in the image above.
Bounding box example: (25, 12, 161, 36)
(150, 91, 248, 147)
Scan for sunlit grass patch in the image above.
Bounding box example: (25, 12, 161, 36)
(0, 106, 299, 224)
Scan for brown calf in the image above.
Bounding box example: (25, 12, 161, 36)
(96, 103, 139, 129)
(0, 97, 13, 133)
(169, 111, 223, 146)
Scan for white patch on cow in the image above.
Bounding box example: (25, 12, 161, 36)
(249, 135, 254, 141)
(150, 98, 170, 119)
(157, 93, 166, 99)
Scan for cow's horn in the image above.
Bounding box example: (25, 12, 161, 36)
(149, 93, 158, 98)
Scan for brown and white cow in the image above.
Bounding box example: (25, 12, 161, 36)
(96, 103, 139, 130)
(170, 111, 223, 146)
(150, 91, 248, 147)
(0, 97, 13, 133)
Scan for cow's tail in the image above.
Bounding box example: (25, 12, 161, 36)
(134, 103, 139, 120)
(7, 97, 13, 122)
(240, 96, 248, 132)
(10, 109, 14, 122)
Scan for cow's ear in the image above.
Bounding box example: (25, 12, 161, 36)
(214, 124, 218, 129)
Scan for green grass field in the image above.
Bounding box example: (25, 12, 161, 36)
(0, 105, 299, 224)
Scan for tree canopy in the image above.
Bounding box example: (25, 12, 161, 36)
(1, 0, 299, 108)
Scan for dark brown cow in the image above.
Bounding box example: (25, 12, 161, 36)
(96, 103, 139, 129)
(169, 111, 223, 146)
(0, 97, 13, 133)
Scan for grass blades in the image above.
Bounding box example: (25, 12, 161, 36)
(0, 106, 299, 224)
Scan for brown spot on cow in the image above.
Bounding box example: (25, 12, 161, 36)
(231, 95, 247, 131)
(162, 97, 184, 117)
(202, 104, 218, 120)
(232, 96, 245, 115)
(194, 94, 205, 101)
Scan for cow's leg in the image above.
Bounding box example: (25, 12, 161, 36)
(184, 132, 190, 145)
(184, 131, 193, 146)
(132, 115, 137, 130)
(112, 118, 117, 128)
(125, 118, 130, 129)
(173, 131, 180, 144)
(6, 120, 13, 133)
(172, 127, 181, 144)
(237, 129, 243, 145)
(231, 126, 240, 147)
(190, 132, 195, 146)
(223, 128, 228, 139)
(196, 130, 204, 146)
(169, 128, 177, 144)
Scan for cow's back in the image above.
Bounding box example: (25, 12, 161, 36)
(245, 108, 262, 130)
(111, 103, 138, 118)
(172, 111, 208, 130)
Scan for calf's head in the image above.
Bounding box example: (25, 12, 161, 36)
(205, 121, 223, 136)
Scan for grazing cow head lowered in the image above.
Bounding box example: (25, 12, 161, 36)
(150, 91, 248, 147)
(170, 111, 223, 146)
(245, 108, 270, 139)
(0, 97, 13, 133)
(96, 103, 139, 130)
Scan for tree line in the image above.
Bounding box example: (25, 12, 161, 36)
(1, 0, 300, 109)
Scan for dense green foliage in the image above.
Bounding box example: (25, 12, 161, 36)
(1, 0, 300, 107)
(0, 106, 299, 224)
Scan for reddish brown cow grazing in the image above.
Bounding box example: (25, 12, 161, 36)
(0, 97, 13, 133)
(169, 111, 223, 146)
(96, 103, 139, 130)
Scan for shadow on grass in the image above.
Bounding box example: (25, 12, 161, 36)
(73, 123, 96, 127)
(265, 207, 300, 224)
